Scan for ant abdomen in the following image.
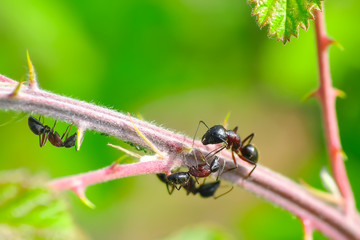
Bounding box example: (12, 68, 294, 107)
(197, 181, 220, 198)
(241, 144, 258, 163)
(167, 172, 190, 185)
(28, 116, 46, 135)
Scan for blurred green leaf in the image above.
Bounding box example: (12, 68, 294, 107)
(161, 225, 235, 240)
(0, 170, 86, 240)
(249, 0, 321, 43)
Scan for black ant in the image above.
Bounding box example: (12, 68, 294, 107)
(187, 154, 224, 182)
(194, 121, 259, 179)
(157, 172, 232, 199)
(28, 116, 77, 148)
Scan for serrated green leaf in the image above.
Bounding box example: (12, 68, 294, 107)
(0, 170, 87, 240)
(248, 0, 322, 43)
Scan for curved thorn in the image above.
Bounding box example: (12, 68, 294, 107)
(8, 81, 24, 98)
(108, 143, 142, 159)
(128, 113, 164, 159)
(26, 50, 38, 89)
(73, 186, 95, 209)
(76, 126, 85, 151)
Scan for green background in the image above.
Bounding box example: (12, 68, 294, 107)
(0, 0, 359, 239)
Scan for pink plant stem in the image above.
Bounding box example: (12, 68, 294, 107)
(0, 79, 359, 239)
(314, 8, 356, 215)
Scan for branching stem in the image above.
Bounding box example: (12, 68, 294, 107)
(0, 75, 359, 239)
(314, 7, 356, 216)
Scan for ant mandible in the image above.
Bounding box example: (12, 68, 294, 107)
(28, 115, 77, 148)
(194, 121, 259, 179)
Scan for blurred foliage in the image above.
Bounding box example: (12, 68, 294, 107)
(0, 0, 359, 239)
(0, 170, 84, 240)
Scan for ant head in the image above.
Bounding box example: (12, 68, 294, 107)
(241, 144, 258, 163)
(209, 156, 221, 173)
(201, 125, 227, 145)
(167, 172, 190, 185)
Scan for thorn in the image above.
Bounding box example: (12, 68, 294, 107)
(76, 127, 85, 151)
(73, 186, 95, 209)
(136, 112, 144, 120)
(326, 38, 344, 51)
(222, 112, 231, 128)
(320, 167, 341, 198)
(301, 218, 313, 240)
(339, 149, 348, 161)
(26, 50, 38, 89)
(299, 179, 343, 205)
(333, 88, 346, 99)
(108, 143, 142, 159)
(128, 113, 164, 159)
(8, 81, 24, 98)
(108, 159, 120, 172)
(302, 90, 319, 102)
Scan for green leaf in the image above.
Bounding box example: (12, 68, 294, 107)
(248, 0, 322, 43)
(0, 170, 87, 240)
(161, 225, 235, 240)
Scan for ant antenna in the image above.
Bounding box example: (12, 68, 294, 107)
(192, 121, 209, 148)
(214, 186, 234, 199)
(192, 121, 210, 167)
(216, 158, 226, 181)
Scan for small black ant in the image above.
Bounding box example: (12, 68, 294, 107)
(187, 154, 224, 182)
(194, 121, 259, 179)
(157, 172, 192, 194)
(157, 173, 232, 199)
(28, 116, 77, 148)
(28, 115, 51, 147)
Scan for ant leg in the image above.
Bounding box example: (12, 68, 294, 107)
(244, 164, 257, 180)
(242, 133, 255, 145)
(214, 186, 234, 199)
(38, 134, 42, 147)
(204, 145, 226, 159)
(237, 154, 257, 179)
(192, 121, 210, 168)
(233, 126, 238, 133)
(166, 183, 175, 195)
(61, 125, 73, 140)
(51, 120, 57, 132)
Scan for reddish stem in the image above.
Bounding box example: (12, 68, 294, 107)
(314, 8, 356, 215)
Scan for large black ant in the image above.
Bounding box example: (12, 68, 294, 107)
(194, 121, 259, 179)
(157, 173, 231, 199)
(28, 115, 77, 148)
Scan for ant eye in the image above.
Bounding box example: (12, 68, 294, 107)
(241, 144, 258, 163)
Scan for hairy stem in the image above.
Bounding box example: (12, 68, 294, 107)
(314, 7, 356, 216)
(0, 76, 359, 239)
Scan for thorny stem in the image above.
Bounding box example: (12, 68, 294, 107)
(314, 7, 356, 216)
(0, 75, 359, 239)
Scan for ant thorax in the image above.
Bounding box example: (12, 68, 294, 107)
(225, 130, 241, 149)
